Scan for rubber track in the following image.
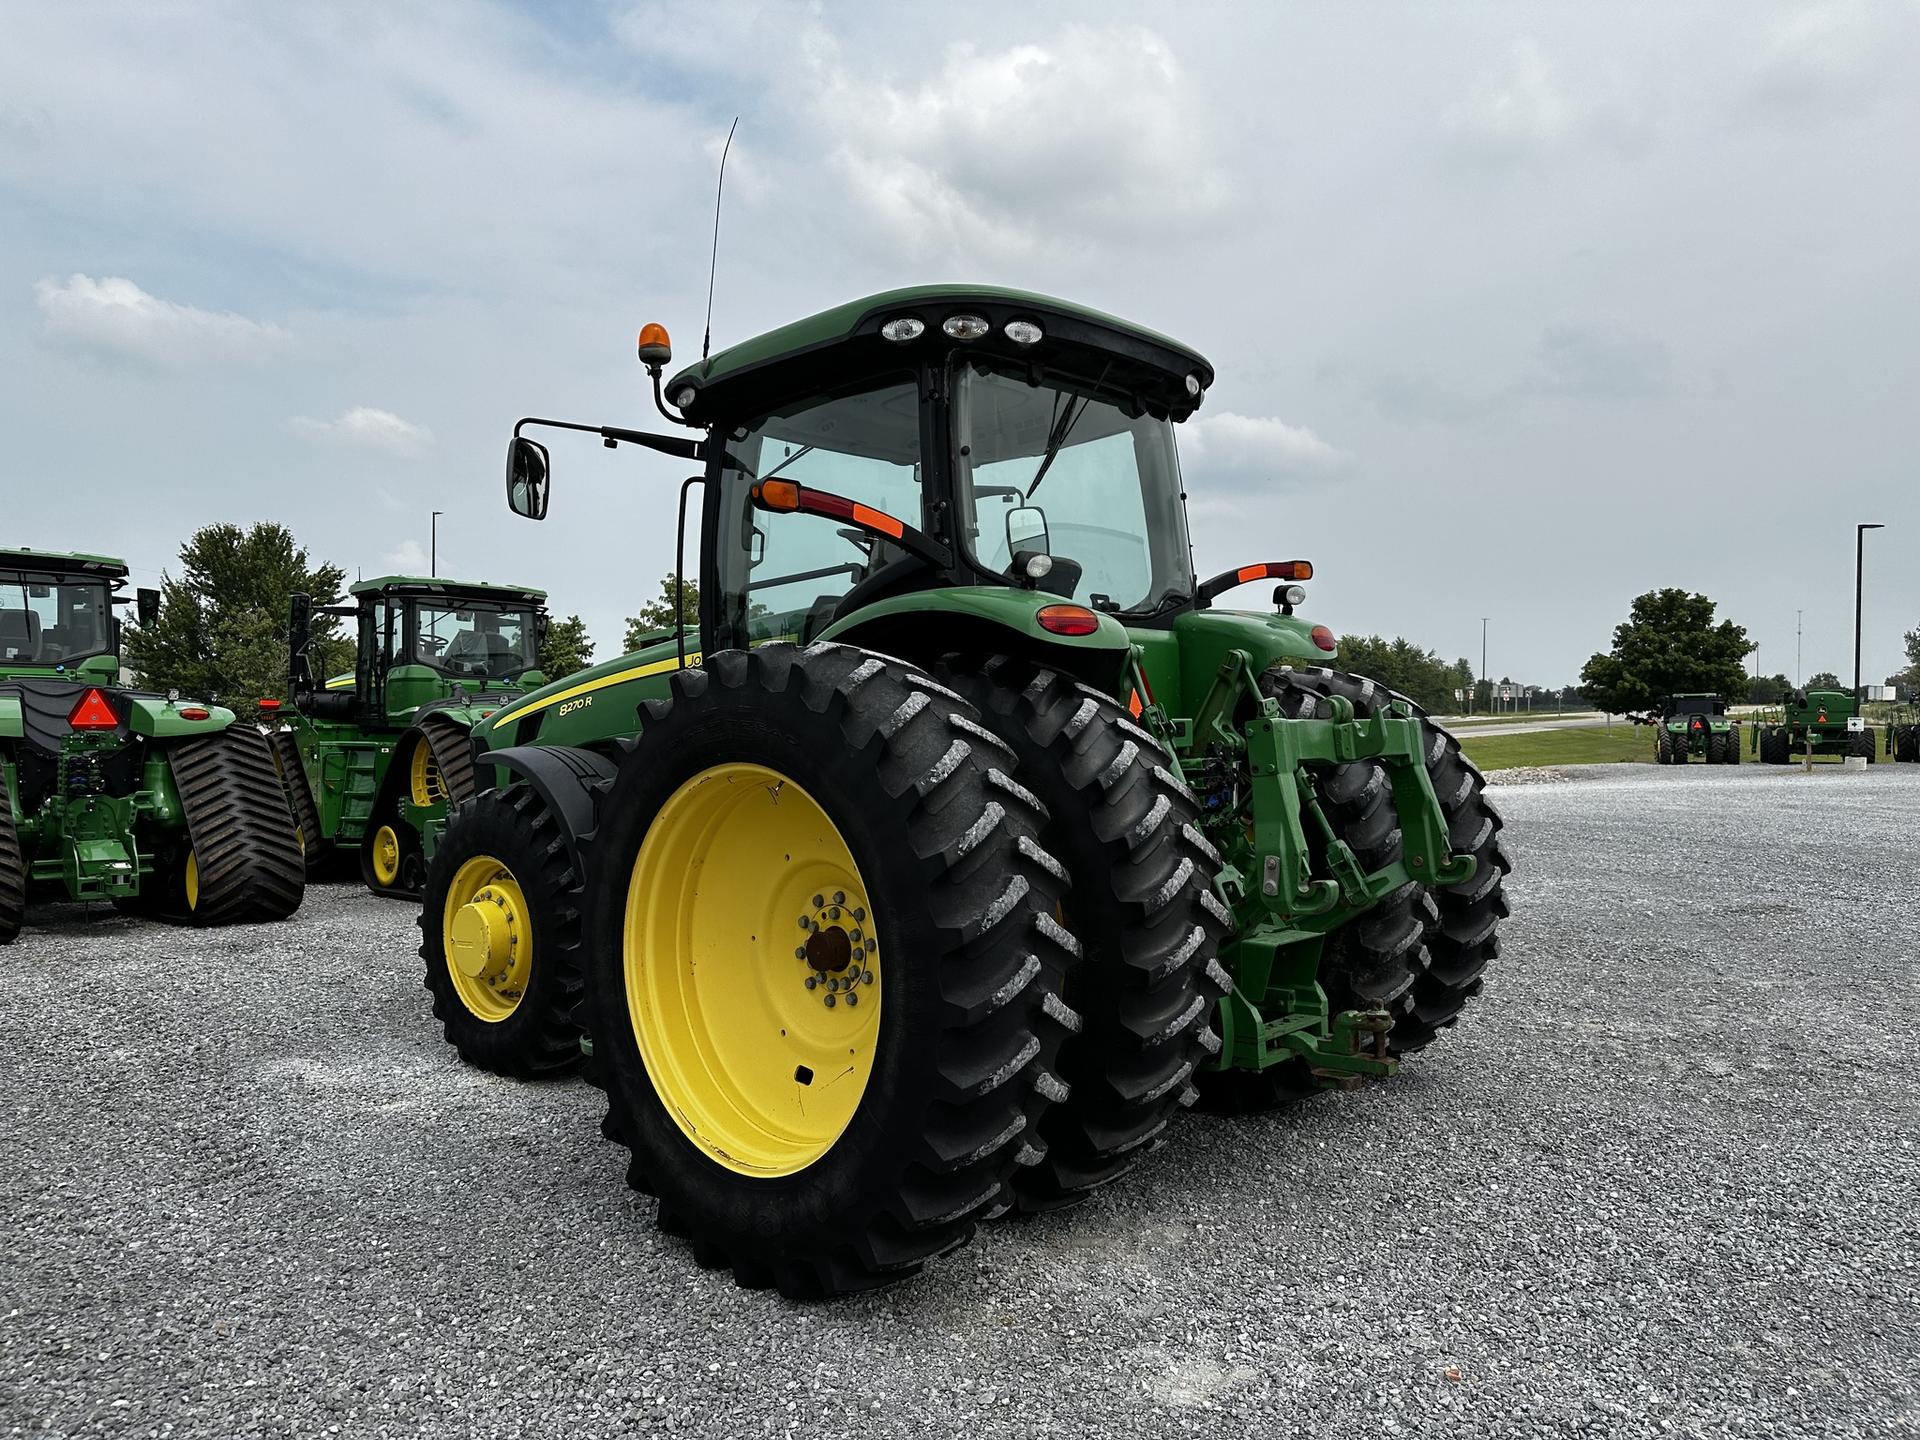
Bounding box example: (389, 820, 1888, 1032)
(0, 781, 24, 944)
(417, 784, 586, 1076)
(590, 642, 1082, 1298)
(419, 713, 479, 807)
(938, 657, 1229, 1209)
(1275, 668, 1510, 1053)
(168, 726, 305, 926)
(266, 728, 326, 861)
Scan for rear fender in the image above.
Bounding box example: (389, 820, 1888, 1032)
(820, 588, 1132, 691)
(474, 743, 620, 879)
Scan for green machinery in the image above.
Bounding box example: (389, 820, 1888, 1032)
(1753, 687, 1878, 763)
(1890, 705, 1919, 763)
(269, 575, 549, 897)
(418, 288, 1510, 1297)
(0, 548, 304, 941)
(1654, 693, 1740, 765)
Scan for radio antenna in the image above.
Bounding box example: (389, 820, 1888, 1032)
(702, 117, 738, 363)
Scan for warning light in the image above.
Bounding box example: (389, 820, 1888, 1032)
(1036, 604, 1100, 637)
(637, 323, 673, 368)
(68, 688, 119, 731)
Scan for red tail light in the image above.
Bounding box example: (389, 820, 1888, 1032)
(69, 688, 119, 730)
(1310, 625, 1338, 653)
(258, 697, 282, 712)
(179, 707, 211, 721)
(1036, 604, 1100, 637)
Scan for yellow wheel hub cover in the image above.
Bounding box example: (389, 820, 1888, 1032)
(442, 856, 532, 1022)
(625, 763, 881, 1178)
(371, 826, 402, 887)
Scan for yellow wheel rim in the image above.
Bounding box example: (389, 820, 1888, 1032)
(624, 763, 881, 1178)
(184, 851, 200, 911)
(410, 742, 446, 808)
(371, 825, 402, 887)
(442, 854, 533, 1022)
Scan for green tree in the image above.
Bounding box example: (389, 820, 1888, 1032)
(537, 614, 595, 680)
(1334, 634, 1472, 714)
(1748, 672, 1792, 705)
(1902, 627, 1920, 694)
(624, 574, 699, 653)
(1805, 670, 1842, 691)
(1577, 588, 1751, 715)
(125, 522, 349, 714)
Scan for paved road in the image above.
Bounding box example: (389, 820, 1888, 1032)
(3, 766, 1916, 1438)
(1436, 713, 1620, 738)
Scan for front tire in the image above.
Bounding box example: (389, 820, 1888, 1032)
(937, 656, 1230, 1211)
(0, 790, 24, 945)
(419, 785, 587, 1077)
(583, 644, 1080, 1298)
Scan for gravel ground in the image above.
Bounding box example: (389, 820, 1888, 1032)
(3, 765, 1916, 1439)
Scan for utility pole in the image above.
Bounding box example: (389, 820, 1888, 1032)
(431, 510, 444, 578)
(1480, 617, 1488, 716)
(1795, 610, 1802, 687)
(1855, 522, 1884, 701)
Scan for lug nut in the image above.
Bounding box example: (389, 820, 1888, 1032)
(805, 976, 817, 991)
(813, 894, 824, 908)
(863, 970, 874, 985)
(852, 908, 866, 922)
(846, 992, 858, 1007)
(795, 947, 807, 960)
(833, 891, 846, 905)
(823, 993, 836, 1008)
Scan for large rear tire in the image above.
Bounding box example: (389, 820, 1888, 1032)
(0, 786, 23, 945)
(1852, 727, 1877, 762)
(936, 656, 1230, 1211)
(583, 643, 1080, 1298)
(419, 785, 586, 1077)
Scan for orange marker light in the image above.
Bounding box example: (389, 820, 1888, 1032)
(179, 707, 211, 722)
(69, 688, 119, 730)
(1037, 604, 1101, 637)
(637, 323, 673, 367)
(851, 503, 906, 540)
(755, 480, 801, 511)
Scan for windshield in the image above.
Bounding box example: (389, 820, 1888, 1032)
(954, 362, 1196, 614)
(0, 569, 114, 666)
(409, 599, 539, 681)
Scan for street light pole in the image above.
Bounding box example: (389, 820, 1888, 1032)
(1481, 617, 1488, 715)
(431, 510, 444, 578)
(1855, 522, 1884, 701)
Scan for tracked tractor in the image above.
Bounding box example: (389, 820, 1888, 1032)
(1754, 687, 1876, 763)
(269, 575, 549, 897)
(422, 287, 1510, 1297)
(1654, 693, 1739, 765)
(0, 547, 303, 941)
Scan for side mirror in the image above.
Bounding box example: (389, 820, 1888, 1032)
(535, 611, 551, 647)
(1006, 505, 1050, 556)
(507, 436, 551, 520)
(136, 587, 160, 627)
(749, 525, 766, 568)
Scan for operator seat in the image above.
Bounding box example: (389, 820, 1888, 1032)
(0, 609, 41, 663)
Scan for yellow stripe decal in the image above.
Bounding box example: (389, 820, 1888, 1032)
(491, 653, 702, 726)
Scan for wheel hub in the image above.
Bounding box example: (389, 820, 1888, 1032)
(450, 885, 519, 980)
(794, 891, 875, 1008)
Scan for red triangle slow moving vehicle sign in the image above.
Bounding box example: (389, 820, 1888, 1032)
(68, 687, 120, 730)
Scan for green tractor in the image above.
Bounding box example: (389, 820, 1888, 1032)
(269, 575, 550, 897)
(1654, 693, 1740, 765)
(0, 547, 304, 941)
(1754, 687, 1877, 764)
(421, 287, 1510, 1297)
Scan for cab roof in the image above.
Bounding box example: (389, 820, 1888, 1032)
(0, 548, 130, 580)
(349, 574, 547, 602)
(665, 284, 1215, 425)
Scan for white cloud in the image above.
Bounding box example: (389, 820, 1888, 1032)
(1444, 37, 1648, 165)
(811, 26, 1230, 262)
(382, 540, 428, 574)
(290, 406, 433, 456)
(1521, 323, 1669, 400)
(1744, 3, 1912, 119)
(33, 273, 288, 367)
(1182, 411, 1350, 487)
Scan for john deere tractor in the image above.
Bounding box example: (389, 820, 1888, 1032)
(0, 547, 303, 941)
(420, 287, 1509, 1298)
(268, 575, 549, 897)
(1754, 687, 1877, 763)
(1654, 693, 1740, 765)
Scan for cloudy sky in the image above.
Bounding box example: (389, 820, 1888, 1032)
(4, 2, 1916, 686)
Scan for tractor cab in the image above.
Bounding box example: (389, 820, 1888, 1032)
(290, 575, 548, 728)
(0, 549, 158, 684)
(507, 287, 1324, 700)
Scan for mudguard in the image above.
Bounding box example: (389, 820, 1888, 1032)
(473, 743, 621, 878)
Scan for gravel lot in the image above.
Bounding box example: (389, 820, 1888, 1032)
(4, 765, 1916, 1439)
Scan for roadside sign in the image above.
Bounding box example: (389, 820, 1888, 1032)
(1846, 716, 1865, 732)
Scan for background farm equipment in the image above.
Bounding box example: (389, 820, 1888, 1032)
(0, 547, 303, 941)
(1654, 693, 1739, 765)
(269, 575, 549, 898)
(420, 286, 1510, 1297)
(1752, 687, 1877, 764)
